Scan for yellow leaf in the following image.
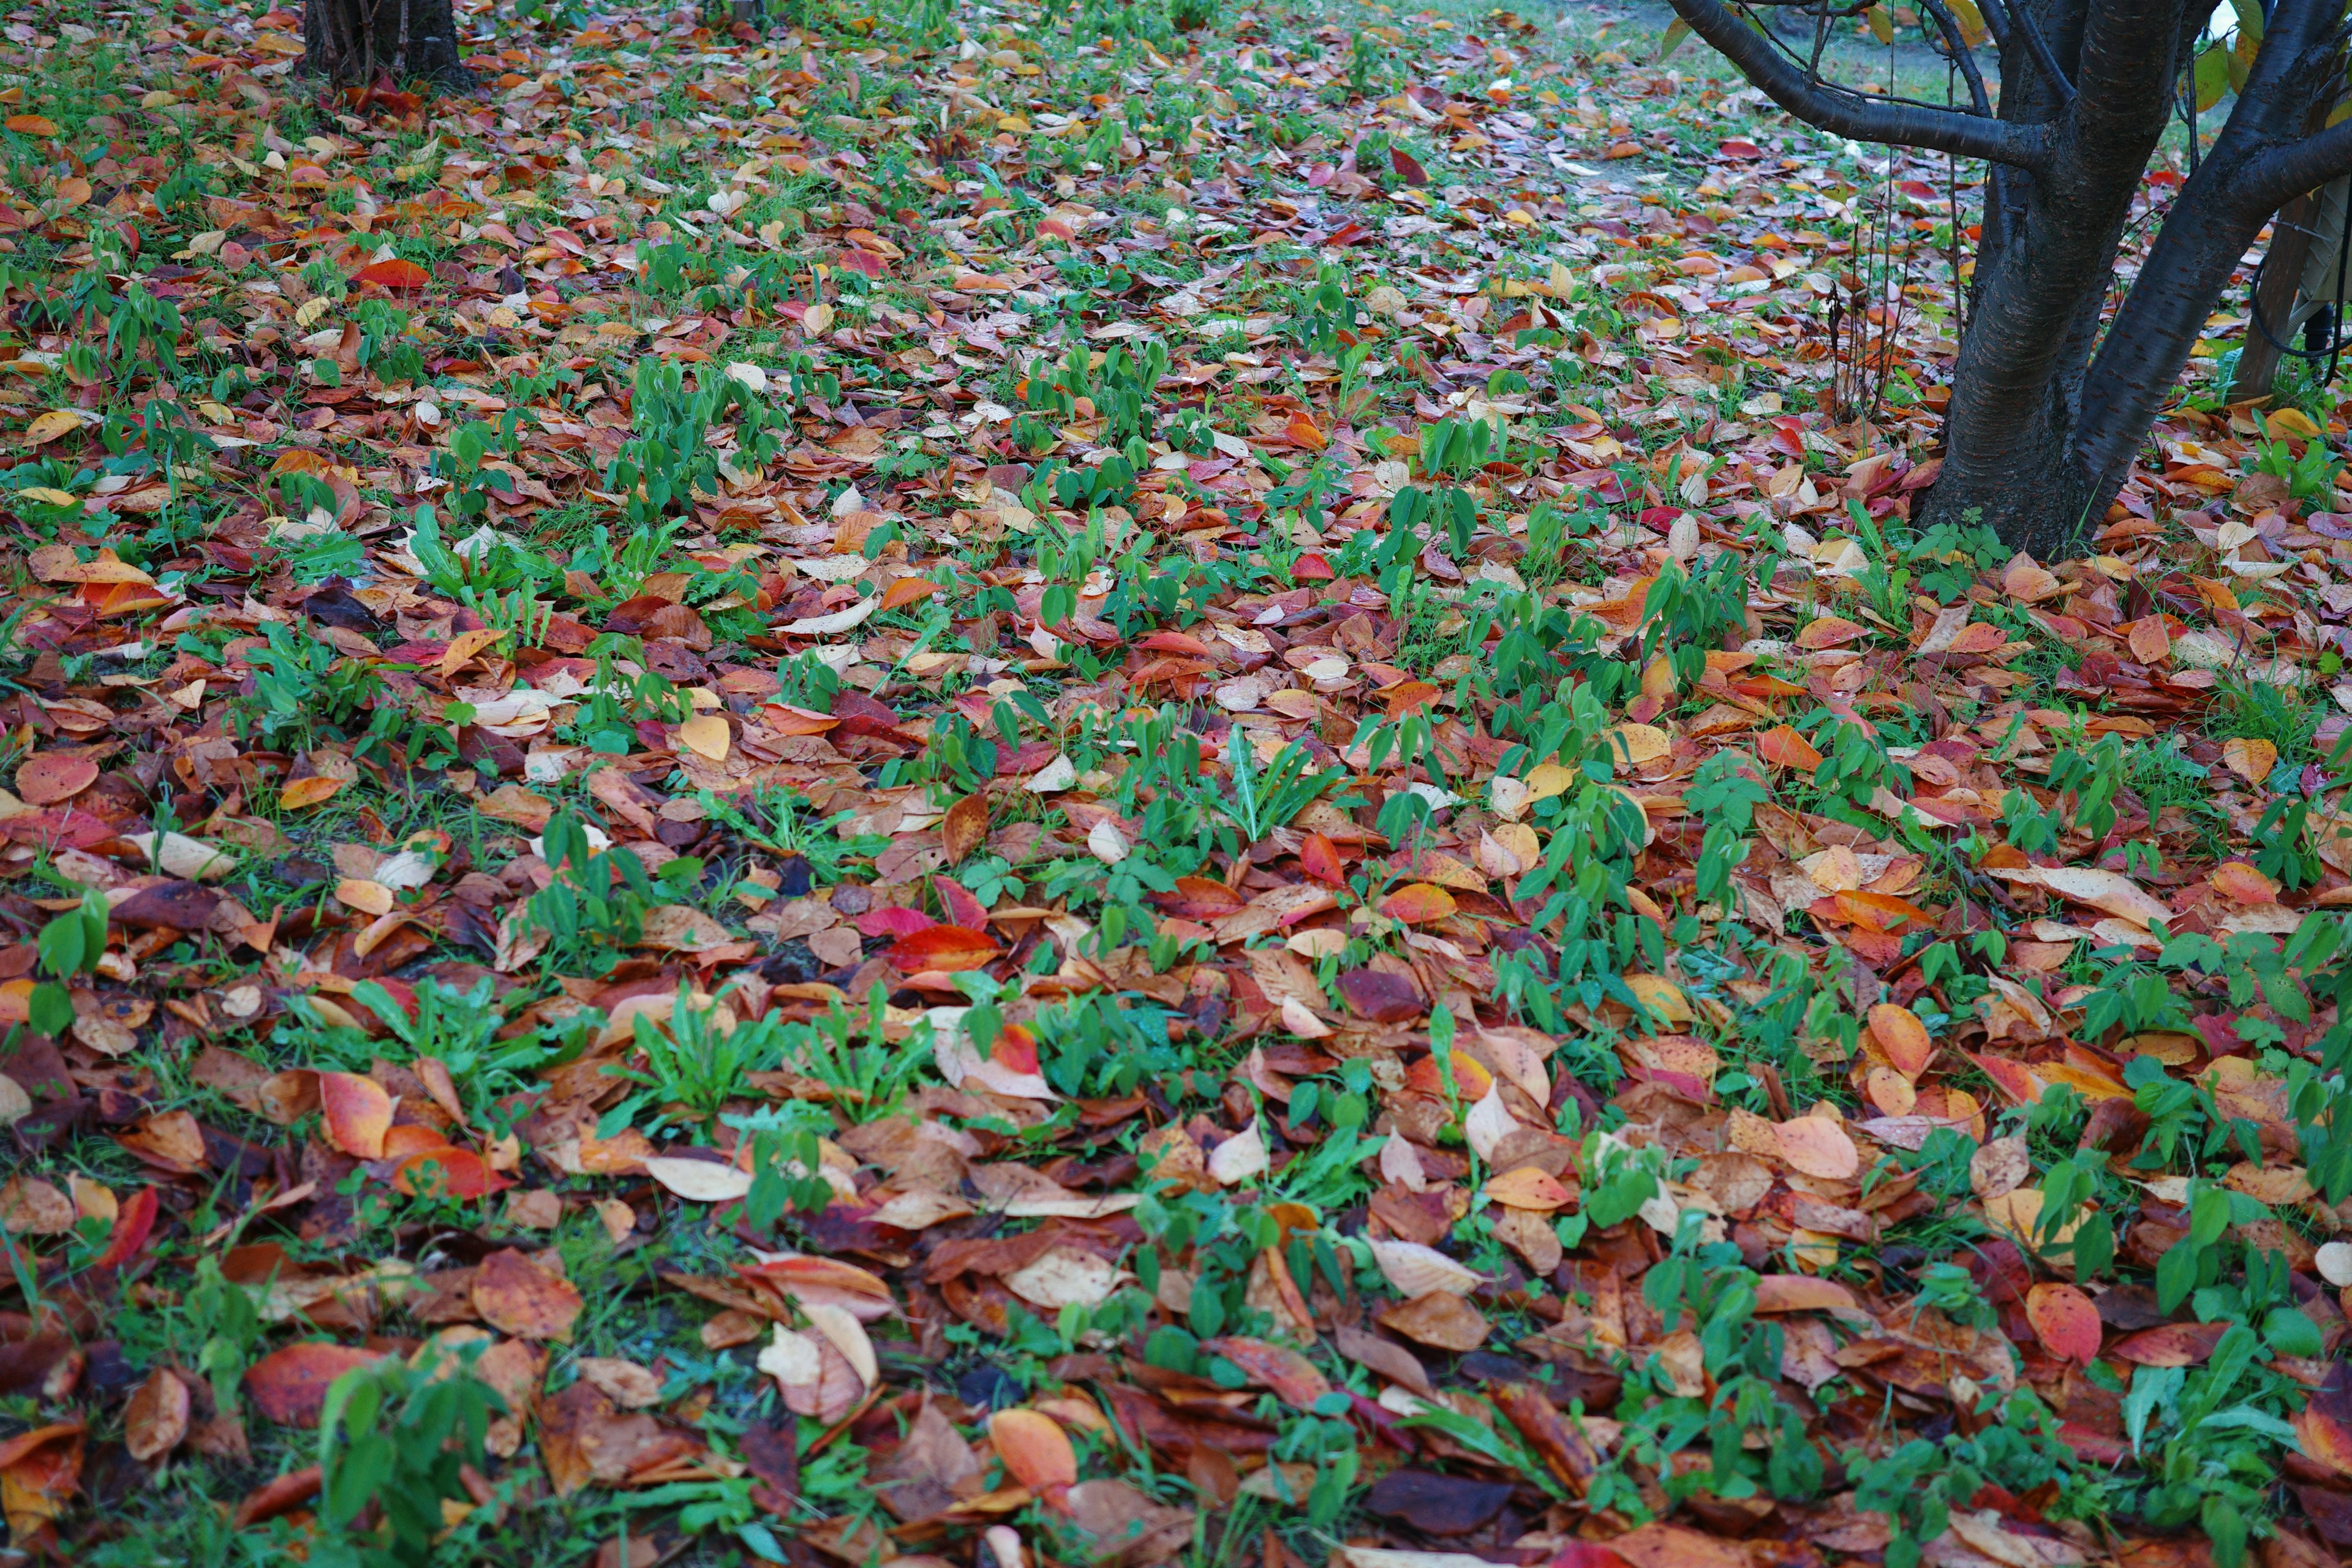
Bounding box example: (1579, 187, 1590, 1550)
(21, 410, 85, 447)
(2268, 406, 2323, 439)
(279, 775, 346, 812)
(676, 712, 731, 763)
(1525, 761, 1576, 801)
(1864, 4, 1893, 43)
(336, 879, 394, 917)
(1601, 722, 1670, 767)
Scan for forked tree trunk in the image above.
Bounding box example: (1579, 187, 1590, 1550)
(303, 0, 473, 87)
(1913, 0, 2193, 553)
(1668, 0, 2352, 557)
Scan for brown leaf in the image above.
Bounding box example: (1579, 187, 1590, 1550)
(1204, 1336, 1330, 1409)
(244, 1343, 390, 1426)
(942, 793, 990, 864)
(473, 1248, 584, 1341)
(124, 1367, 190, 1464)
(1364, 1469, 1513, 1535)
(1376, 1291, 1491, 1351)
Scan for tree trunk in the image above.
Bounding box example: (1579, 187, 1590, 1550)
(302, 0, 473, 88)
(1915, 0, 2190, 556)
(2228, 193, 2317, 404)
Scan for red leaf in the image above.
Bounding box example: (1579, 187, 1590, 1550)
(245, 1343, 390, 1426)
(391, 1147, 511, 1200)
(1300, 831, 1348, 888)
(886, 924, 1000, 972)
(933, 873, 991, 930)
(853, 906, 934, 939)
(352, 257, 431, 290)
(2024, 1283, 2103, 1365)
(1389, 146, 1429, 185)
(91, 1185, 156, 1271)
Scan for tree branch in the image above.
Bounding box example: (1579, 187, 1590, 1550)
(1660, 0, 2053, 167)
(2238, 120, 2352, 217)
(1916, 0, 1995, 119)
(1999, 0, 2076, 103)
(2201, 10, 2352, 216)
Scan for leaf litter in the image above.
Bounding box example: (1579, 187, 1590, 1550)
(0, 0, 2348, 1566)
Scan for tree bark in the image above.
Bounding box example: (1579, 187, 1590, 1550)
(1915, 0, 2185, 556)
(302, 0, 474, 88)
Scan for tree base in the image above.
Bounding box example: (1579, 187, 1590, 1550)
(301, 0, 478, 92)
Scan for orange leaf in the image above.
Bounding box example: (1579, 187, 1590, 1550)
(353, 257, 431, 290)
(244, 1343, 390, 1426)
(393, 1146, 510, 1200)
(5, 115, 59, 137)
(1773, 1115, 1859, 1180)
(1867, 1003, 1935, 1080)
(2209, 861, 2278, 905)
(1379, 883, 1457, 924)
(1482, 1166, 1573, 1211)
(316, 1071, 391, 1158)
(473, 1247, 584, 1341)
(1966, 1051, 2048, 1106)
(2296, 1403, 2352, 1478)
(277, 775, 345, 811)
(942, 794, 989, 865)
(1381, 680, 1443, 717)
(1757, 724, 1823, 772)
(1284, 413, 1327, 451)
(1796, 616, 1867, 650)
(14, 751, 96, 807)
(879, 575, 941, 613)
(2222, 736, 2277, 785)
(989, 1408, 1077, 1493)
(2024, 1282, 2103, 1364)
(1295, 831, 1346, 888)
(886, 924, 1000, 972)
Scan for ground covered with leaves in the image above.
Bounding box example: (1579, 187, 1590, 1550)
(4, 0, 2352, 1564)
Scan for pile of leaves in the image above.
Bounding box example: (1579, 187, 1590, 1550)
(1, 0, 2351, 1563)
